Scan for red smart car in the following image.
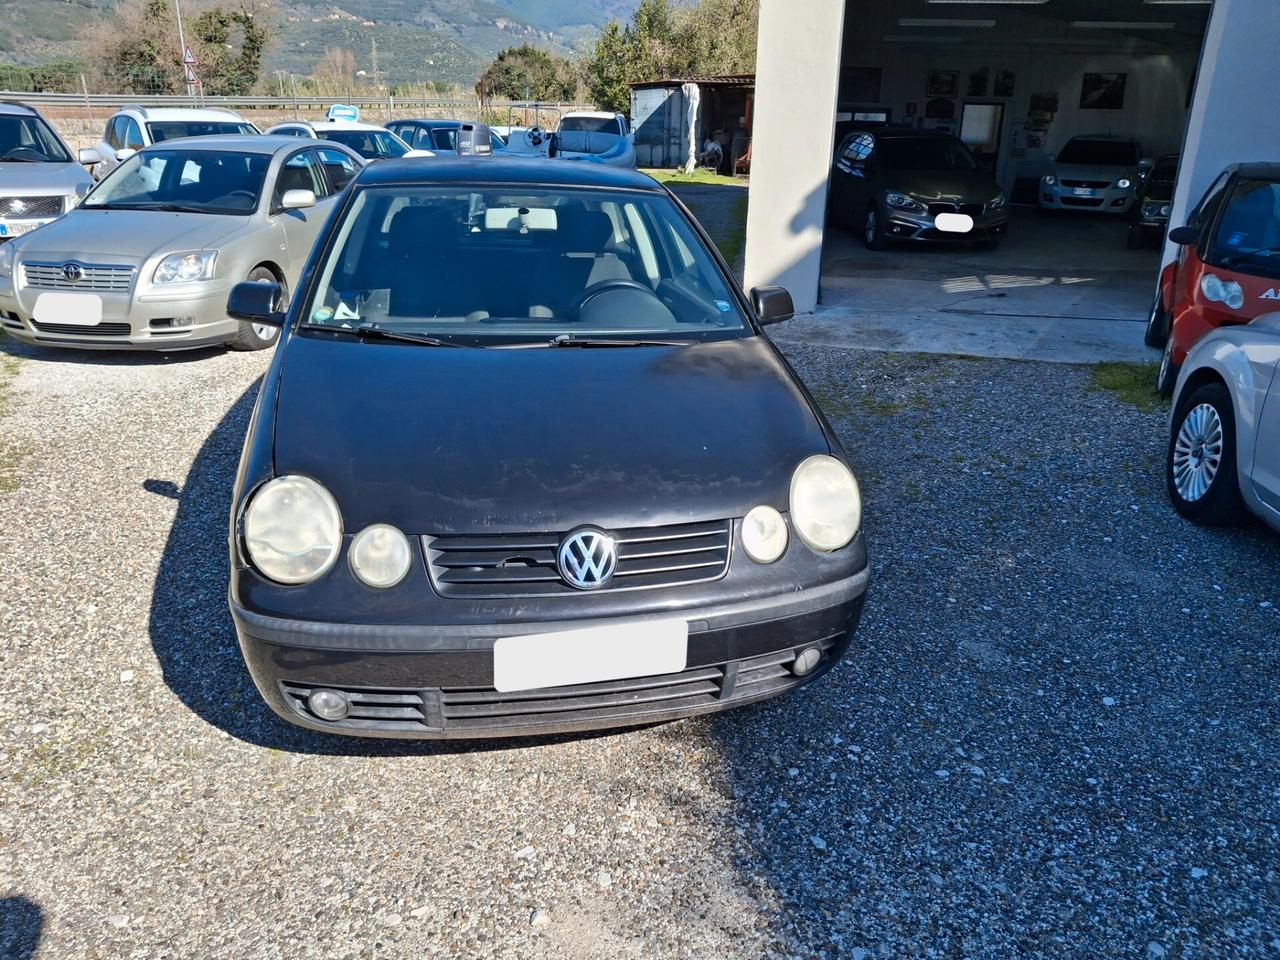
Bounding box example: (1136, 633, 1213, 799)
(1147, 163, 1280, 396)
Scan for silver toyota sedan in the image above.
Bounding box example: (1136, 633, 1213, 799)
(0, 135, 363, 351)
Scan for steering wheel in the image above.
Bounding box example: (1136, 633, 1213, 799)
(226, 189, 256, 201)
(570, 278, 657, 315)
(2, 147, 45, 162)
(525, 125, 546, 148)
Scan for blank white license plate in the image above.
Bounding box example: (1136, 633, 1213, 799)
(0, 221, 38, 238)
(934, 212, 974, 234)
(1072, 187, 1095, 197)
(33, 291, 103, 327)
(493, 618, 688, 693)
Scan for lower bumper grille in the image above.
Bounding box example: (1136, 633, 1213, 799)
(30, 320, 131, 336)
(1061, 197, 1105, 208)
(278, 637, 839, 736)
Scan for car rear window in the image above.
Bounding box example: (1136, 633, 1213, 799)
(147, 121, 258, 142)
(1057, 139, 1138, 166)
(302, 185, 750, 345)
(321, 129, 407, 160)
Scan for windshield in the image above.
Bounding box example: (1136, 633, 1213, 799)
(1057, 139, 1138, 166)
(878, 137, 976, 172)
(83, 148, 267, 215)
(0, 115, 73, 163)
(560, 116, 620, 135)
(321, 129, 407, 160)
(302, 185, 750, 345)
(1150, 156, 1179, 182)
(147, 121, 258, 142)
(1210, 180, 1280, 276)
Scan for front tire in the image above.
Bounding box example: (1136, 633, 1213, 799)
(1167, 382, 1244, 526)
(863, 205, 888, 250)
(229, 267, 285, 352)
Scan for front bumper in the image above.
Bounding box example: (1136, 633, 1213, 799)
(0, 216, 60, 242)
(1039, 183, 1134, 213)
(230, 568, 869, 739)
(0, 274, 241, 351)
(880, 205, 1008, 243)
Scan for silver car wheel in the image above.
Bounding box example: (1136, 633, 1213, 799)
(1172, 402, 1224, 502)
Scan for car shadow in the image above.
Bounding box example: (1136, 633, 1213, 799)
(0, 896, 44, 960)
(146, 380, 648, 757)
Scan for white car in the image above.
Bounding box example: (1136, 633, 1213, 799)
(86, 106, 258, 179)
(265, 119, 427, 161)
(1166, 312, 1280, 532)
(1039, 135, 1147, 215)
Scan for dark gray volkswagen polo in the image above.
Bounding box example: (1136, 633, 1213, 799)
(226, 157, 869, 738)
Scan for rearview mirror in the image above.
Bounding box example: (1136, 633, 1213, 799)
(227, 281, 286, 326)
(78, 147, 103, 166)
(280, 189, 316, 211)
(115, 148, 136, 162)
(751, 286, 794, 326)
(1168, 225, 1198, 246)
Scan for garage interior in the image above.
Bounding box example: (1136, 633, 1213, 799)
(818, 0, 1212, 346)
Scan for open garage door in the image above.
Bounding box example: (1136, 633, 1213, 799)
(815, 0, 1211, 361)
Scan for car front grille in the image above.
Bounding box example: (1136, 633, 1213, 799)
(22, 261, 135, 292)
(425, 519, 732, 598)
(30, 320, 132, 336)
(278, 638, 839, 736)
(1, 195, 64, 219)
(1061, 179, 1112, 189)
(1061, 197, 1105, 208)
(926, 201, 986, 218)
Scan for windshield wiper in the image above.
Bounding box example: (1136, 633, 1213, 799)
(343, 322, 466, 348)
(0, 156, 36, 163)
(1222, 247, 1279, 268)
(545, 334, 685, 348)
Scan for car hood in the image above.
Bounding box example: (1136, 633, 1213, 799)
(1053, 162, 1133, 182)
(271, 334, 832, 534)
(0, 161, 92, 195)
(14, 209, 248, 263)
(889, 169, 1000, 203)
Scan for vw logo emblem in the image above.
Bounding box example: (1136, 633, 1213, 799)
(557, 527, 618, 590)
(61, 262, 83, 283)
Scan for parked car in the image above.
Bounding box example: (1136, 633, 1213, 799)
(0, 101, 93, 242)
(265, 111, 424, 161)
(1166, 312, 1280, 532)
(828, 127, 1008, 250)
(222, 156, 868, 739)
(1039, 135, 1146, 214)
(0, 136, 363, 351)
(386, 119, 504, 156)
(1148, 163, 1280, 395)
(85, 106, 258, 180)
(1127, 153, 1179, 248)
(501, 112, 636, 168)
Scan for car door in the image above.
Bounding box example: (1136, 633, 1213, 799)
(831, 132, 876, 226)
(1249, 353, 1280, 521)
(271, 148, 340, 284)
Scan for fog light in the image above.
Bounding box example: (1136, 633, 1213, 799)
(791, 647, 822, 676)
(307, 688, 349, 721)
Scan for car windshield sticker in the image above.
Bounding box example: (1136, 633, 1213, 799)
(715, 300, 732, 313)
(1227, 231, 1247, 248)
(311, 306, 335, 323)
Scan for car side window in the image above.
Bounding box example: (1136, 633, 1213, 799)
(104, 118, 122, 150)
(122, 117, 145, 151)
(1191, 171, 1232, 227)
(432, 129, 457, 151)
(841, 133, 875, 165)
(274, 150, 328, 207)
(317, 147, 359, 192)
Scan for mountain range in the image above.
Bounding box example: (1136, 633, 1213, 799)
(0, 0, 640, 87)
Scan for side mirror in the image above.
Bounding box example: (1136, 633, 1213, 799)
(280, 189, 316, 211)
(115, 148, 137, 162)
(227, 281, 286, 326)
(1168, 225, 1199, 246)
(751, 285, 794, 326)
(78, 147, 103, 166)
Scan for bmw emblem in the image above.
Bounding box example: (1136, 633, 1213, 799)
(61, 262, 83, 283)
(557, 528, 618, 590)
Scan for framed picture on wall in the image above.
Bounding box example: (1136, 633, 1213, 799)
(994, 70, 1016, 98)
(1080, 73, 1127, 109)
(925, 71, 959, 98)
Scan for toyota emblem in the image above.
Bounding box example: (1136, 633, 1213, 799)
(61, 262, 83, 283)
(557, 528, 618, 590)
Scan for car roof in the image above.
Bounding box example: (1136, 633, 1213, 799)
(120, 107, 248, 122)
(1236, 162, 1280, 180)
(0, 100, 39, 117)
(359, 156, 664, 191)
(312, 120, 390, 132)
(564, 111, 619, 120)
(139, 134, 316, 155)
(393, 119, 462, 129)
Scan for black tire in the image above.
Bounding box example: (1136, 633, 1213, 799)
(1166, 381, 1245, 526)
(229, 267, 285, 352)
(1144, 290, 1171, 348)
(1156, 333, 1179, 398)
(863, 205, 888, 250)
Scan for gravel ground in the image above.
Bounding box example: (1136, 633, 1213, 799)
(1, 334, 1278, 959)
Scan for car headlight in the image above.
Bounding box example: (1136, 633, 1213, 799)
(741, 505, 788, 564)
(1116, 178, 1132, 190)
(153, 250, 217, 284)
(349, 523, 413, 588)
(242, 475, 343, 584)
(885, 191, 926, 214)
(789, 455, 861, 553)
(1200, 274, 1245, 311)
(0, 243, 13, 278)
(1042, 174, 1057, 186)
(989, 192, 1007, 209)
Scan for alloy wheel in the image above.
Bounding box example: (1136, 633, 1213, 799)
(1171, 402, 1224, 502)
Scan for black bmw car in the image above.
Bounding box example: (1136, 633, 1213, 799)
(225, 158, 869, 739)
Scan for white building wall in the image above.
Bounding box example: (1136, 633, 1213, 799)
(743, 0, 845, 313)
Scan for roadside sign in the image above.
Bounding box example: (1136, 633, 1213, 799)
(183, 46, 198, 66)
(327, 104, 360, 123)
(184, 65, 199, 85)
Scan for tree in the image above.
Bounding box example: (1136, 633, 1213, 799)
(582, 21, 632, 113)
(476, 44, 578, 102)
(190, 5, 271, 96)
(311, 47, 357, 87)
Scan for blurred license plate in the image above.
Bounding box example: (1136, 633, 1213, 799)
(0, 221, 37, 238)
(1072, 187, 1095, 197)
(493, 618, 688, 693)
(33, 291, 103, 327)
(934, 212, 974, 234)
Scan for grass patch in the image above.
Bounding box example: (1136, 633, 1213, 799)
(0, 334, 26, 492)
(1090, 361, 1164, 413)
(640, 167, 747, 187)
